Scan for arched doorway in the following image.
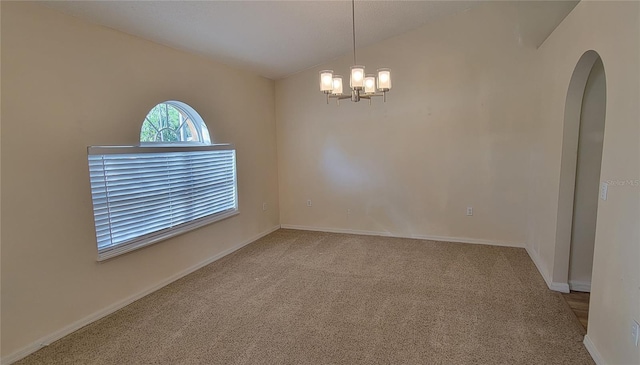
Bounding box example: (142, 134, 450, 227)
(553, 50, 607, 328)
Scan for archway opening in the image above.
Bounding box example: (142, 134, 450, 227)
(554, 50, 607, 330)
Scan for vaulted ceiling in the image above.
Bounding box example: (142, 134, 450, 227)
(41, 1, 579, 80)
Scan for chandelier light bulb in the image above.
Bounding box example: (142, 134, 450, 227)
(332, 75, 344, 95)
(350, 65, 365, 88)
(377, 68, 391, 90)
(364, 74, 376, 94)
(320, 70, 334, 92)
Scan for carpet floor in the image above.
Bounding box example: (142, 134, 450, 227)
(16, 229, 594, 364)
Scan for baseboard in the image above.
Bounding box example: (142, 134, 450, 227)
(583, 334, 606, 365)
(549, 281, 570, 293)
(569, 280, 591, 292)
(280, 224, 523, 248)
(286, 224, 572, 295)
(525, 245, 570, 293)
(1, 225, 280, 365)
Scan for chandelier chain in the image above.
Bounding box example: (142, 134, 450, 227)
(352, 0, 356, 65)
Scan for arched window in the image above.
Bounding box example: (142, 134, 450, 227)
(140, 101, 211, 144)
(88, 101, 237, 260)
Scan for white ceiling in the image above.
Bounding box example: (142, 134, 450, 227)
(40, 1, 578, 80)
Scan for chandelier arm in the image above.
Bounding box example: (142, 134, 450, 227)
(357, 91, 389, 102)
(329, 95, 353, 100)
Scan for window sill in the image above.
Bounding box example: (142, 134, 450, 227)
(96, 209, 239, 262)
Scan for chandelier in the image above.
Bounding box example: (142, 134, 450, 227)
(319, 0, 392, 104)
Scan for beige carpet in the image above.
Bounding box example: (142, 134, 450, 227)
(17, 229, 594, 364)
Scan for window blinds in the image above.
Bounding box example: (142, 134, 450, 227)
(88, 145, 238, 261)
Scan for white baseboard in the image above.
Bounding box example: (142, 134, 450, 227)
(284, 225, 578, 293)
(583, 334, 606, 365)
(569, 280, 591, 292)
(1, 225, 280, 365)
(549, 281, 570, 293)
(525, 245, 570, 293)
(280, 224, 523, 248)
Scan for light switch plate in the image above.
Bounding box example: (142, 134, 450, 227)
(600, 182, 608, 201)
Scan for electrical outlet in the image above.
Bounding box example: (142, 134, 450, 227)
(632, 320, 639, 347)
(600, 182, 608, 201)
(466, 207, 473, 216)
(262, 202, 268, 211)
(307, 199, 312, 207)
(347, 209, 351, 215)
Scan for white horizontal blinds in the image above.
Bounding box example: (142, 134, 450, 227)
(88, 148, 237, 254)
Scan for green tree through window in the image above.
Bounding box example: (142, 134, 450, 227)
(140, 101, 210, 143)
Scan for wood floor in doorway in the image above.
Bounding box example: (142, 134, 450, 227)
(562, 291, 590, 330)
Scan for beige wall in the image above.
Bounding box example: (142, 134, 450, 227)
(276, 2, 538, 246)
(569, 58, 605, 291)
(1, 2, 279, 359)
(529, 1, 639, 364)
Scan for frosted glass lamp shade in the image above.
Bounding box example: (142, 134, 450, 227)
(332, 75, 344, 95)
(377, 68, 391, 90)
(320, 70, 334, 92)
(350, 65, 365, 88)
(364, 74, 376, 94)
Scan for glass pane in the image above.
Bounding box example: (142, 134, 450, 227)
(141, 103, 181, 142)
(140, 102, 210, 144)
